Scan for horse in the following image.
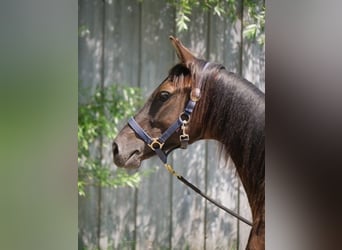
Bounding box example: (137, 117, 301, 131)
(112, 36, 265, 250)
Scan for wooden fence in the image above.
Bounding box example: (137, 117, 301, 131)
(78, 0, 264, 249)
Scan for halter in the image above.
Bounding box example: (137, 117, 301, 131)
(128, 62, 209, 164)
(128, 98, 195, 163)
(127, 62, 252, 226)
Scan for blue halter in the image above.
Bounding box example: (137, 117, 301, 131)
(128, 62, 210, 164)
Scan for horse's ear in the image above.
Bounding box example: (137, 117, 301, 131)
(169, 36, 196, 67)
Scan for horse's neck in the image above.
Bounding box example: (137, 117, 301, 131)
(203, 71, 265, 217)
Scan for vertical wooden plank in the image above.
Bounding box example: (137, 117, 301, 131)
(209, 15, 240, 249)
(205, 146, 241, 250)
(170, 143, 206, 249)
(98, 1, 141, 249)
(78, 0, 104, 249)
(169, 8, 209, 250)
(103, 0, 141, 87)
(135, 1, 175, 249)
(208, 6, 242, 71)
(239, 0, 265, 249)
(78, 186, 100, 250)
(78, 0, 105, 102)
(100, 186, 137, 249)
(238, 184, 253, 250)
(242, 1, 265, 93)
(205, 4, 243, 249)
(139, 1, 175, 97)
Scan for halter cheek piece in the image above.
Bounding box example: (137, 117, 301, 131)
(127, 62, 253, 227)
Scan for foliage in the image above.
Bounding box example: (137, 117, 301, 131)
(167, 0, 237, 31)
(78, 84, 152, 196)
(243, 1, 265, 45)
(164, 0, 265, 45)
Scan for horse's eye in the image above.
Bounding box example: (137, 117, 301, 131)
(159, 91, 170, 102)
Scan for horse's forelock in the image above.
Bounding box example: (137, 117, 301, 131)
(168, 63, 190, 78)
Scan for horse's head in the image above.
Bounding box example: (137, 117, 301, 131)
(113, 36, 206, 169)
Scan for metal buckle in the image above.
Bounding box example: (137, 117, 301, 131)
(148, 138, 164, 151)
(190, 87, 201, 102)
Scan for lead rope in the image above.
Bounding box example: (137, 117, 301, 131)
(163, 163, 253, 226)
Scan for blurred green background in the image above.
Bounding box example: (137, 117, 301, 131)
(0, 0, 77, 249)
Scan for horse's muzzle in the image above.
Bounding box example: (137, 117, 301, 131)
(112, 139, 142, 169)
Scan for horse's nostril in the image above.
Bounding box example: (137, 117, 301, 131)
(112, 142, 119, 156)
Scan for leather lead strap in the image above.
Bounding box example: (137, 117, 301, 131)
(163, 163, 253, 226)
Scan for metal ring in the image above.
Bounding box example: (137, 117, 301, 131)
(148, 138, 164, 151)
(179, 112, 191, 124)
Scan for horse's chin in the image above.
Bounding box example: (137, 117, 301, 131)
(114, 150, 142, 169)
(120, 159, 141, 169)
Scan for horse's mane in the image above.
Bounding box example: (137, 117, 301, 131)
(168, 62, 265, 208)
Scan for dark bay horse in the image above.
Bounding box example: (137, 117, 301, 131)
(113, 36, 265, 249)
